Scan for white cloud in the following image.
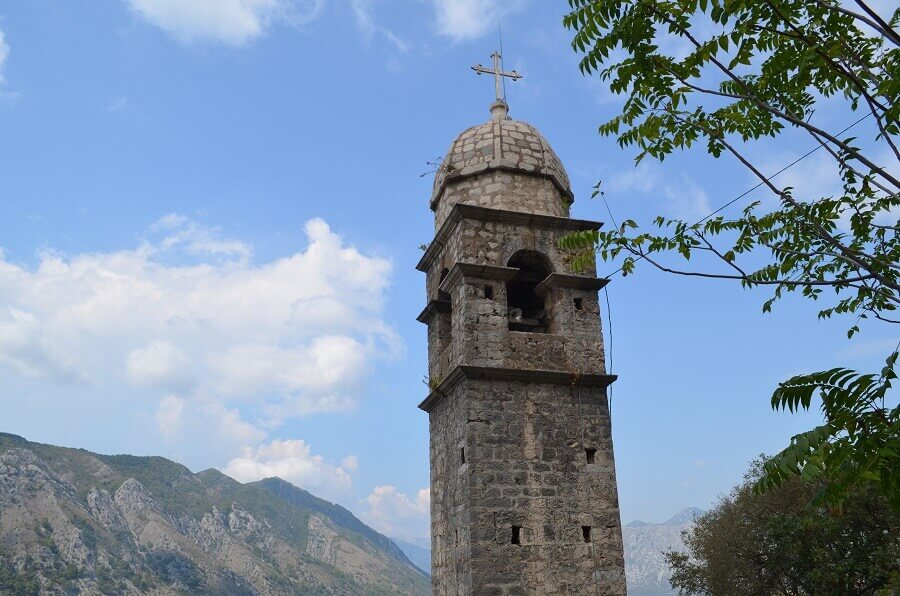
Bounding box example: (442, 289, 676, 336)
(224, 438, 355, 497)
(0, 215, 400, 427)
(156, 394, 185, 435)
(0, 308, 84, 381)
(127, 340, 192, 390)
(362, 485, 430, 541)
(124, 0, 323, 45)
(211, 403, 268, 444)
(432, 0, 524, 41)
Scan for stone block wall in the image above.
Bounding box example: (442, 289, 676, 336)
(434, 172, 568, 230)
(429, 378, 626, 595)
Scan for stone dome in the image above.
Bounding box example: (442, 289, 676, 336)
(431, 102, 572, 210)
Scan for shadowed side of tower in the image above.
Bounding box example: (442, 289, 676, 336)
(417, 99, 626, 595)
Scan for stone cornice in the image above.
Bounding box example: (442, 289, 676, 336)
(417, 204, 603, 272)
(418, 365, 617, 412)
(430, 160, 574, 210)
(535, 273, 610, 296)
(438, 262, 518, 296)
(416, 299, 451, 324)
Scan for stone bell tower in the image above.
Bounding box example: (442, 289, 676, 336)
(417, 54, 626, 595)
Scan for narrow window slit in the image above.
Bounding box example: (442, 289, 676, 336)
(582, 526, 592, 543)
(574, 297, 584, 310)
(484, 285, 494, 300)
(585, 448, 596, 464)
(511, 526, 521, 545)
(460, 447, 466, 465)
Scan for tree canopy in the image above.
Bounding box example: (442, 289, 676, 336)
(561, 0, 899, 506)
(666, 458, 899, 594)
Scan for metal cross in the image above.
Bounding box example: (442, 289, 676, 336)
(471, 51, 522, 103)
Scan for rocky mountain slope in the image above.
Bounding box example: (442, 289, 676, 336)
(0, 433, 429, 595)
(623, 507, 704, 595)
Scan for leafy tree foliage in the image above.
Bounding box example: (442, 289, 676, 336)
(562, 0, 899, 504)
(758, 351, 898, 509)
(665, 459, 899, 594)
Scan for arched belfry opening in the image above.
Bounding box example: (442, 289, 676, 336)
(506, 250, 551, 333)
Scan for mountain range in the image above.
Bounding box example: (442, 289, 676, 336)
(0, 433, 429, 594)
(0, 431, 702, 595)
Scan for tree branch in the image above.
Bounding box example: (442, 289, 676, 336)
(653, 7, 900, 190)
(804, 127, 896, 197)
(814, 0, 900, 47)
(623, 244, 881, 288)
(760, 0, 900, 139)
(658, 58, 899, 190)
(854, 0, 900, 47)
(678, 113, 900, 295)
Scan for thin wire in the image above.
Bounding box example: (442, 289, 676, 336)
(600, 190, 618, 419)
(499, 21, 507, 101)
(604, 285, 614, 421)
(595, 113, 871, 419)
(601, 191, 619, 229)
(601, 113, 872, 278)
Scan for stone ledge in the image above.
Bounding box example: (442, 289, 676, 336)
(419, 365, 617, 412)
(438, 262, 519, 296)
(535, 273, 610, 296)
(416, 299, 452, 324)
(417, 204, 604, 272)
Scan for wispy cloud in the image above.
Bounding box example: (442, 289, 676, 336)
(756, 146, 899, 230)
(351, 0, 409, 53)
(432, 0, 525, 41)
(0, 30, 8, 84)
(108, 97, 129, 112)
(837, 337, 900, 361)
(608, 163, 712, 221)
(0, 28, 19, 100)
(124, 0, 323, 45)
(150, 213, 253, 262)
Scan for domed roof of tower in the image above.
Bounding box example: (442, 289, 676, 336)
(431, 101, 572, 208)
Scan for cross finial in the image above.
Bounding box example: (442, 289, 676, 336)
(471, 51, 522, 120)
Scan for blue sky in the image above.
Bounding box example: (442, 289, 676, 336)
(0, 0, 896, 543)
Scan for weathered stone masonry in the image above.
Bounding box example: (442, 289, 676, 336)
(419, 102, 626, 595)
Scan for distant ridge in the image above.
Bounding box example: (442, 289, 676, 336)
(623, 507, 705, 596)
(662, 507, 704, 526)
(391, 538, 431, 576)
(0, 432, 429, 595)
